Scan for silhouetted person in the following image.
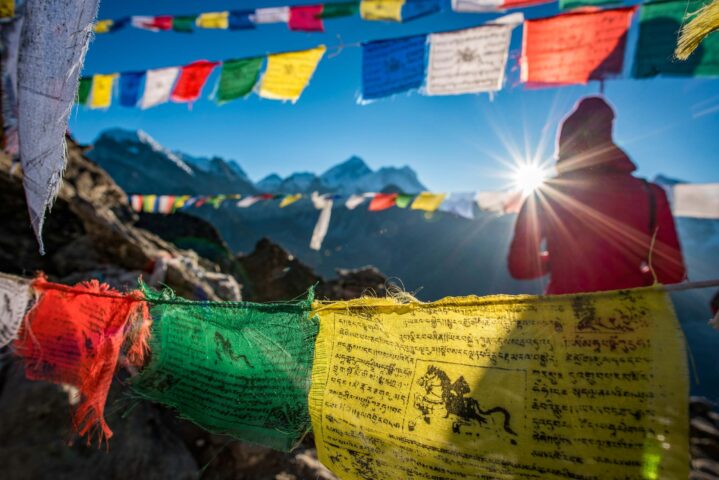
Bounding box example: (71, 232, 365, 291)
(508, 96, 686, 294)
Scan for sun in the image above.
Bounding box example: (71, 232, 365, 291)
(512, 162, 549, 195)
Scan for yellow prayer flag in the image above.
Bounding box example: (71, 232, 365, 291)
(93, 19, 114, 34)
(410, 192, 446, 212)
(310, 288, 689, 480)
(89, 74, 117, 109)
(196, 12, 229, 29)
(280, 193, 303, 208)
(259, 46, 326, 103)
(360, 0, 404, 21)
(0, 0, 14, 18)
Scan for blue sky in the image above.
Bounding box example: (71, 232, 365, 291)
(69, 0, 719, 191)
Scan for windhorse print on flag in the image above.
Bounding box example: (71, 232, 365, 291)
(520, 7, 636, 86)
(634, 0, 719, 78)
(361, 34, 427, 100)
(131, 284, 319, 451)
(309, 288, 689, 479)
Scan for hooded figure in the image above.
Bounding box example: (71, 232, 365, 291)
(508, 96, 686, 294)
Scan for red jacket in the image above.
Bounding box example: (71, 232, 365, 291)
(508, 97, 686, 294)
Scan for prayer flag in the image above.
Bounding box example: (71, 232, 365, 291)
(140, 67, 180, 109)
(94, 19, 114, 34)
(521, 8, 636, 86)
(311, 192, 333, 250)
(368, 193, 398, 210)
(427, 24, 514, 95)
(411, 192, 446, 211)
(119, 71, 145, 107)
(673, 183, 719, 218)
(289, 5, 324, 31)
(16, 277, 150, 444)
(171, 60, 219, 103)
(0, 273, 31, 348)
(280, 193, 303, 207)
(452, 0, 552, 10)
(259, 46, 326, 103)
(131, 284, 318, 451)
(216, 58, 263, 103)
(132, 16, 173, 31)
(361, 0, 405, 21)
(251, 7, 290, 24)
(229, 10, 255, 30)
(77, 77, 92, 105)
(362, 35, 427, 100)
(634, 0, 719, 78)
(395, 193, 414, 208)
(89, 74, 116, 109)
(401, 0, 442, 21)
(320, 1, 360, 18)
(172, 16, 197, 33)
(196, 12, 230, 30)
(438, 192, 475, 219)
(309, 288, 689, 480)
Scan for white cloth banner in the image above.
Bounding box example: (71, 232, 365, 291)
(19, 0, 100, 254)
(310, 192, 333, 251)
(673, 184, 719, 219)
(426, 24, 513, 95)
(237, 196, 261, 208)
(251, 7, 290, 24)
(140, 67, 180, 110)
(439, 192, 476, 219)
(0, 273, 31, 348)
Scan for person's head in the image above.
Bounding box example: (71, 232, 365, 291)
(555, 96, 635, 175)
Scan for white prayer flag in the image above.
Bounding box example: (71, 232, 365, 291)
(0, 273, 32, 348)
(251, 7, 290, 24)
(310, 192, 333, 251)
(426, 24, 513, 96)
(19, 0, 100, 254)
(140, 67, 180, 110)
(673, 184, 719, 219)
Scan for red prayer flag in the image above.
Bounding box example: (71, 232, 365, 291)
(368, 193, 399, 211)
(289, 5, 324, 32)
(171, 60, 220, 103)
(520, 7, 636, 86)
(15, 276, 151, 445)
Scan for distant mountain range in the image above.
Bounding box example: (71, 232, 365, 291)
(87, 129, 426, 195)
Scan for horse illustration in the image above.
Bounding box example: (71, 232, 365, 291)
(410, 365, 517, 439)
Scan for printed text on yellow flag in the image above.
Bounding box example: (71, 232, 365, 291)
(309, 288, 688, 479)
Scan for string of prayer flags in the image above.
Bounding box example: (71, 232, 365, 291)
(361, 35, 427, 100)
(361, 0, 405, 21)
(15, 276, 151, 444)
(229, 10, 255, 30)
(635, 0, 719, 78)
(140, 67, 180, 109)
(131, 284, 318, 451)
(89, 74, 116, 109)
(439, 192, 476, 218)
(119, 71, 145, 107)
(676, 0, 719, 60)
(289, 5, 325, 31)
(0, 273, 31, 348)
(310, 192, 334, 250)
(259, 46, 326, 103)
(411, 192, 446, 211)
(521, 7, 636, 86)
(216, 58, 263, 103)
(171, 61, 219, 103)
(280, 193, 303, 207)
(18, 0, 100, 254)
(426, 21, 515, 96)
(196, 12, 230, 30)
(368, 192, 399, 210)
(321, 1, 361, 18)
(251, 7, 291, 24)
(309, 288, 689, 480)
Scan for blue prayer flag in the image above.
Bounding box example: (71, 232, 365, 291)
(361, 35, 427, 101)
(229, 10, 255, 30)
(119, 71, 145, 107)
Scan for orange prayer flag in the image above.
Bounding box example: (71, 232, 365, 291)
(368, 193, 399, 211)
(520, 7, 636, 86)
(171, 60, 220, 103)
(15, 276, 151, 445)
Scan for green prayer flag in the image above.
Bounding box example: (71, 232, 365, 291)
(173, 15, 197, 33)
(76, 77, 92, 105)
(395, 194, 414, 209)
(558, 0, 614, 10)
(216, 58, 263, 103)
(634, 0, 719, 78)
(131, 284, 318, 451)
(319, 1, 360, 18)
